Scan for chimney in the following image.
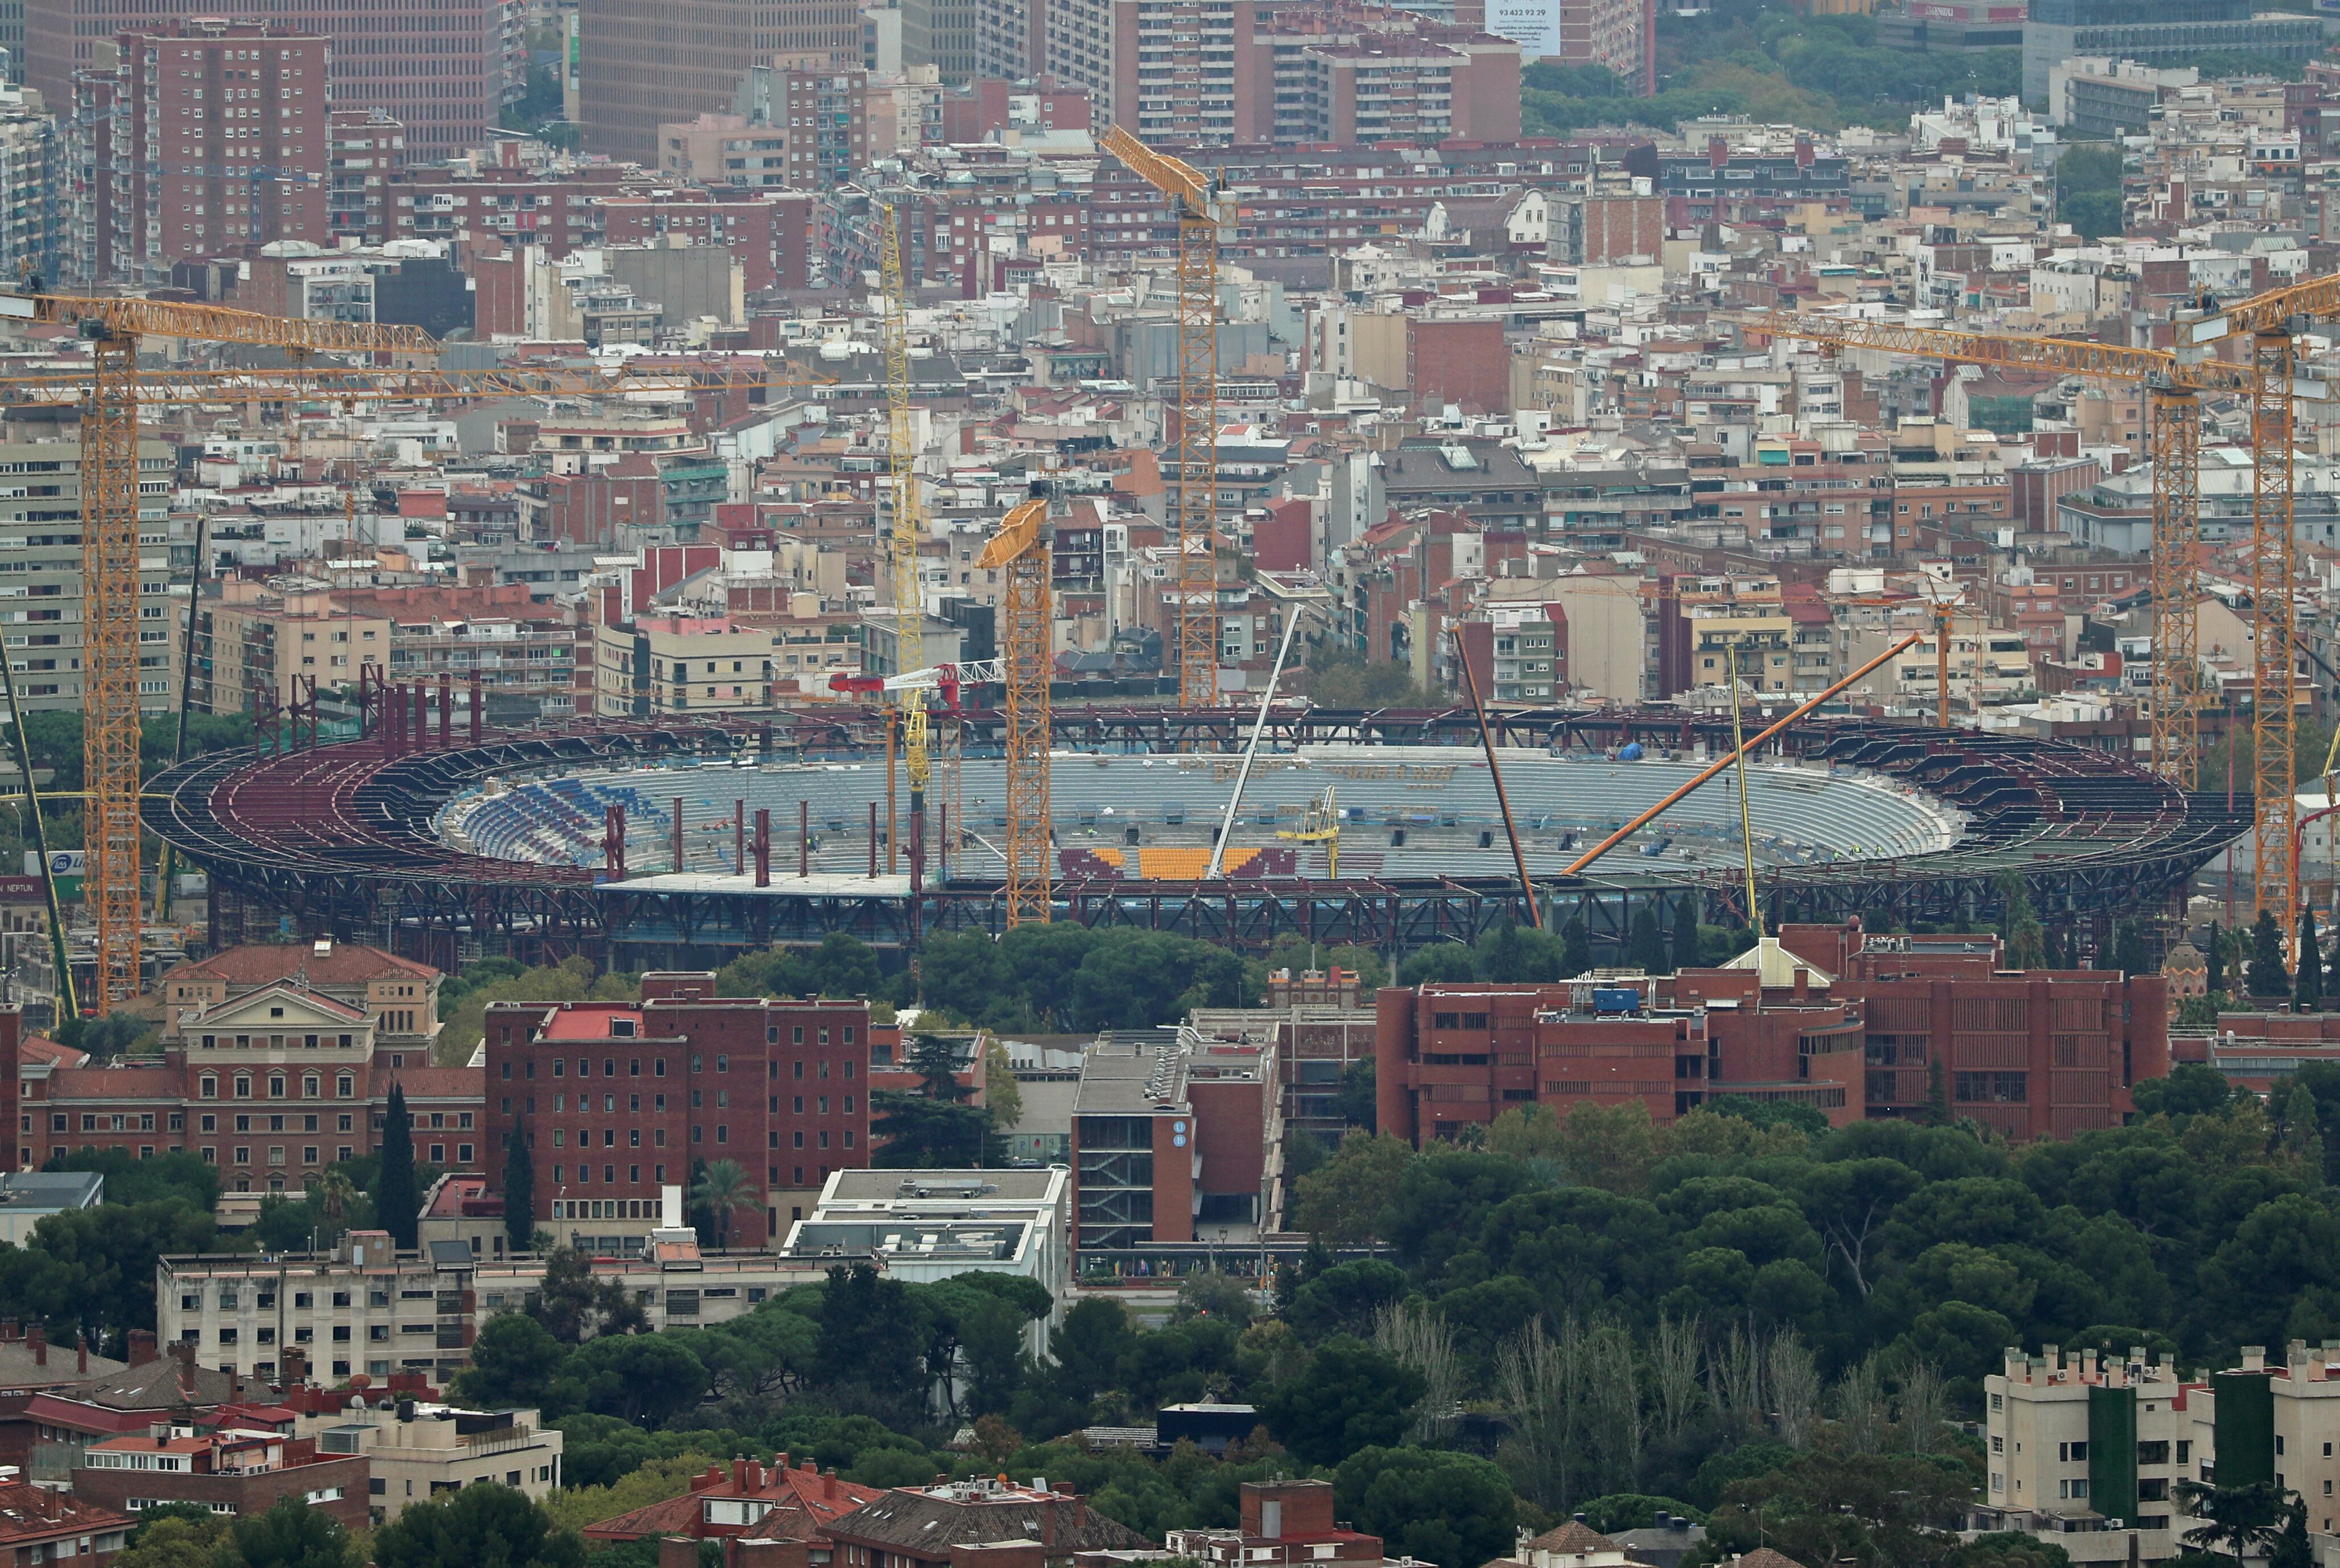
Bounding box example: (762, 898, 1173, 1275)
(29, 1322, 44, 1367)
(76, 1334, 86, 1374)
(172, 1340, 195, 1401)
(824, 1469, 838, 1503)
(127, 1330, 157, 1367)
(734, 1459, 749, 1492)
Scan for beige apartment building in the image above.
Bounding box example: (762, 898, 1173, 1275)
(311, 1402, 564, 1523)
(595, 616, 787, 715)
(1977, 1341, 2340, 1566)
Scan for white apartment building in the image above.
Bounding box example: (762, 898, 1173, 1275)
(1977, 1341, 2340, 1566)
(161, 1215, 832, 1382)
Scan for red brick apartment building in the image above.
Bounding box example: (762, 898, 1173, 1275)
(0, 1485, 131, 1568)
(4, 943, 480, 1190)
(73, 1419, 369, 1530)
(1376, 922, 2166, 1143)
(483, 973, 873, 1250)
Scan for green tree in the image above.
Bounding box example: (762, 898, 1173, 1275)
(1945, 1533, 2076, 1568)
(216, 1496, 361, 1568)
(2301, 914, 2324, 1010)
(817, 1261, 930, 1416)
(556, 1330, 710, 1425)
(40, 1148, 220, 1209)
(2175, 1479, 2289, 1565)
(689, 1158, 762, 1250)
(373, 1480, 588, 1568)
(2251, 910, 2292, 999)
(1259, 1336, 1426, 1466)
(1289, 1132, 1414, 1245)
(2207, 921, 2228, 993)
(1560, 913, 1593, 977)
(1672, 895, 1701, 972)
(113, 1510, 228, 1568)
(984, 1036, 1023, 1131)
(455, 1311, 569, 1408)
(1558, 1099, 1662, 1195)
(1333, 1446, 1517, 1568)
(503, 1122, 535, 1256)
(870, 1092, 994, 1167)
(1628, 906, 1666, 972)
(904, 1034, 973, 1100)
(377, 1083, 419, 1248)
(529, 1247, 648, 1344)
(2114, 920, 2150, 979)
(1997, 871, 2045, 970)
(2057, 143, 2126, 241)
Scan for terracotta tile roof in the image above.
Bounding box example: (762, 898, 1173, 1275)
(1525, 1522, 1619, 1554)
(20, 1036, 87, 1069)
(1733, 1551, 1808, 1568)
(48, 1063, 186, 1098)
(167, 944, 437, 987)
(0, 1483, 132, 1542)
(373, 1065, 484, 1098)
(829, 1485, 1149, 1558)
(584, 1461, 883, 1543)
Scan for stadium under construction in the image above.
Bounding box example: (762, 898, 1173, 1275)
(141, 701, 2251, 974)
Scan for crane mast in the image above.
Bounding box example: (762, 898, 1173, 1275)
(1100, 124, 1222, 710)
(881, 204, 931, 871)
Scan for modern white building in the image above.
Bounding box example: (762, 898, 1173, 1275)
(782, 1167, 1071, 1353)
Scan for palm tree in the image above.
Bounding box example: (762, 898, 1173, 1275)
(688, 1159, 762, 1251)
(315, 1169, 356, 1227)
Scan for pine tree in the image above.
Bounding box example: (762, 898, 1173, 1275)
(377, 1084, 419, 1249)
(1627, 906, 1666, 973)
(2300, 913, 2325, 1010)
(2283, 1081, 2328, 1177)
(1672, 895, 1701, 973)
(1560, 915, 1592, 978)
(501, 1122, 534, 1255)
(2249, 909, 2293, 1000)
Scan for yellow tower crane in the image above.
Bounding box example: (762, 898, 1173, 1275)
(1729, 293, 2322, 950)
(0, 297, 813, 1013)
(880, 203, 932, 875)
(978, 498, 1050, 928)
(1100, 125, 1224, 710)
(0, 291, 433, 1013)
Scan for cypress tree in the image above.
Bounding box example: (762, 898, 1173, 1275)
(2300, 913, 2325, 1011)
(1672, 895, 1701, 972)
(2206, 923, 2226, 994)
(1627, 906, 1666, 973)
(377, 1084, 419, 1249)
(2249, 909, 2292, 1000)
(501, 1121, 534, 1254)
(1560, 915, 1592, 978)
